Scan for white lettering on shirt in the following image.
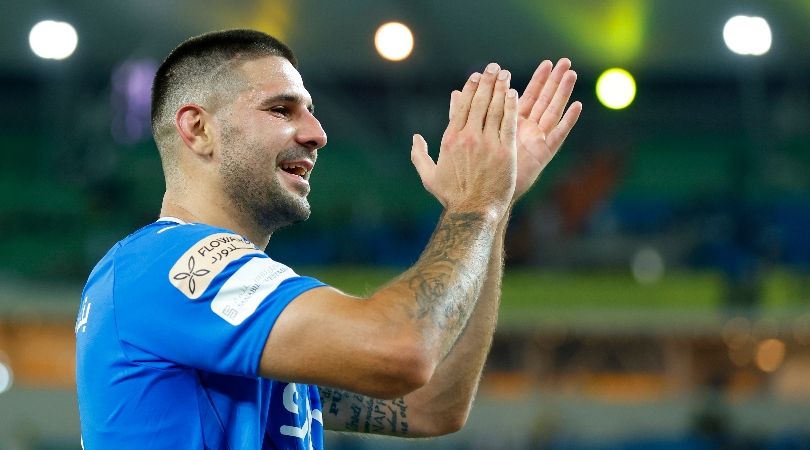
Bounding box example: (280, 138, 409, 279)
(280, 383, 312, 441)
(75, 297, 91, 334)
(209, 257, 296, 325)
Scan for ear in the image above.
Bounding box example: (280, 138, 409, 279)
(175, 104, 215, 158)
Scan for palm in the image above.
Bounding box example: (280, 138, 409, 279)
(513, 59, 582, 201)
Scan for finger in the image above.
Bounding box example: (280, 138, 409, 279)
(538, 70, 578, 133)
(484, 70, 511, 136)
(465, 62, 500, 130)
(545, 101, 582, 152)
(499, 89, 519, 145)
(518, 60, 552, 117)
(410, 134, 435, 182)
(528, 58, 571, 122)
(449, 73, 481, 130)
(449, 90, 460, 121)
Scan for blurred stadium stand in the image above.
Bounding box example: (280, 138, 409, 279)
(1, 0, 810, 449)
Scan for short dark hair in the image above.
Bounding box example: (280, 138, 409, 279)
(150, 29, 297, 150)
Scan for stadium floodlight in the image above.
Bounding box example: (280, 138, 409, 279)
(0, 360, 12, 394)
(29, 20, 78, 60)
(596, 68, 636, 110)
(723, 15, 772, 56)
(374, 22, 414, 62)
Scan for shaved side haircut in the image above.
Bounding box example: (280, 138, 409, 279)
(150, 29, 297, 177)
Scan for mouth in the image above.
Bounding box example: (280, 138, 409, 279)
(279, 159, 313, 179)
(278, 159, 314, 191)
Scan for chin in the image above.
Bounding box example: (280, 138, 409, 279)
(287, 200, 311, 222)
(256, 199, 311, 231)
(291, 210, 310, 224)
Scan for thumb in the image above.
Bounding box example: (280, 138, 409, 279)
(410, 134, 434, 182)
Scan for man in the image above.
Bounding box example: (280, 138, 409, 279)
(75, 29, 581, 449)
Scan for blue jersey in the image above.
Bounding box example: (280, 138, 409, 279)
(76, 218, 326, 449)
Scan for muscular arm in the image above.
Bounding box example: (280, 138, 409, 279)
(262, 209, 497, 398)
(318, 215, 508, 437)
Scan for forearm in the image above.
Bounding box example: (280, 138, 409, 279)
(262, 206, 501, 401)
(374, 208, 499, 365)
(401, 211, 507, 433)
(318, 214, 508, 438)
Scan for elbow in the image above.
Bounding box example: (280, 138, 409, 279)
(438, 410, 469, 435)
(399, 344, 436, 393)
(364, 336, 435, 399)
(375, 343, 435, 399)
(418, 407, 470, 437)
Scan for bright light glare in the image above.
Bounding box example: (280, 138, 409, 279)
(374, 22, 414, 62)
(596, 68, 636, 110)
(723, 15, 772, 56)
(0, 361, 12, 394)
(631, 246, 664, 284)
(29, 20, 78, 60)
(756, 338, 786, 373)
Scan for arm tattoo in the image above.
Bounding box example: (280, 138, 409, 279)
(320, 387, 409, 436)
(317, 214, 492, 436)
(404, 211, 493, 355)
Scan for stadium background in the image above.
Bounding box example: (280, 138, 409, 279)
(1, 0, 810, 448)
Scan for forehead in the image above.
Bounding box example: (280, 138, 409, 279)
(235, 56, 310, 104)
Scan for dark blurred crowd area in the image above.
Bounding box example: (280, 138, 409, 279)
(2, 66, 809, 309)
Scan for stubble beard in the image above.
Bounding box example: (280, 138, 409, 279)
(219, 133, 311, 234)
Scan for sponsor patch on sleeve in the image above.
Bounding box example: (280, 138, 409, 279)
(169, 233, 264, 299)
(210, 257, 297, 325)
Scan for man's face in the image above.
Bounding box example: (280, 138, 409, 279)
(215, 56, 327, 232)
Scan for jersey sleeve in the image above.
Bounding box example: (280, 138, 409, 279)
(113, 222, 326, 377)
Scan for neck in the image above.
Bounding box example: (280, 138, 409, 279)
(160, 192, 272, 250)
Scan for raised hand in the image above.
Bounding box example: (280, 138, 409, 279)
(513, 58, 582, 201)
(411, 63, 518, 218)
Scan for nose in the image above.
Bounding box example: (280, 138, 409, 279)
(295, 110, 327, 151)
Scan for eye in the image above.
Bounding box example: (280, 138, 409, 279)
(268, 106, 291, 117)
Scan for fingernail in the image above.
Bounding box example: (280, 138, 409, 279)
(486, 62, 499, 74)
(498, 70, 509, 81)
(507, 89, 517, 98)
(470, 72, 482, 83)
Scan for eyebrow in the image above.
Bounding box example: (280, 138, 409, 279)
(257, 93, 315, 113)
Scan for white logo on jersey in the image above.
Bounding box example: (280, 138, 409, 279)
(280, 383, 321, 449)
(168, 233, 263, 299)
(210, 257, 296, 325)
(75, 297, 91, 334)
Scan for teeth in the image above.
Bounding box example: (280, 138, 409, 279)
(280, 163, 308, 177)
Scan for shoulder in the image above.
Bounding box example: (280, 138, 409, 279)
(124, 219, 251, 252)
(119, 219, 261, 263)
(110, 219, 267, 297)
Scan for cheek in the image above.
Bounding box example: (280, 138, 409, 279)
(264, 122, 297, 144)
(223, 116, 295, 165)
(243, 134, 283, 171)
(220, 130, 260, 169)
